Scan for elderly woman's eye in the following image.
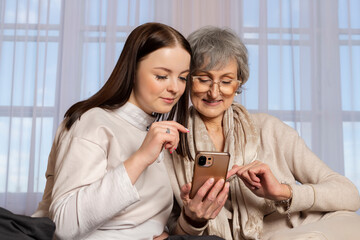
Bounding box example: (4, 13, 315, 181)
(221, 79, 233, 85)
(198, 77, 211, 82)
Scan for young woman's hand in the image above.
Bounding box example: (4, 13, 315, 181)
(180, 178, 229, 225)
(124, 121, 188, 184)
(226, 161, 291, 201)
(138, 121, 189, 165)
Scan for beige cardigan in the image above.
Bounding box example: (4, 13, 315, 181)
(165, 112, 360, 239)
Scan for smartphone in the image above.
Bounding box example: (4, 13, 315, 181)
(189, 151, 230, 199)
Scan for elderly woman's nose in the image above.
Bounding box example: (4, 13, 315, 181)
(208, 83, 220, 97)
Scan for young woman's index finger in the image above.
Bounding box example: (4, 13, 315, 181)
(160, 121, 189, 133)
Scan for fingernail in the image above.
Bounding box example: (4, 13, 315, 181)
(185, 128, 190, 132)
(209, 178, 214, 184)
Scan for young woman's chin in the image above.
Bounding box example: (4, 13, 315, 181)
(152, 103, 177, 114)
(156, 107, 174, 114)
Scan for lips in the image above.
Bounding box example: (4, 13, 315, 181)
(161, 97, 176, 104)
(202, 98, 223, 105)
(203, 99, 222, 103)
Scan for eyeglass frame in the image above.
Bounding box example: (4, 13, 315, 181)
(191, 76, 242, 94)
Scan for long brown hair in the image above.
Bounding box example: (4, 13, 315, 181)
(64, 22, 191, 156)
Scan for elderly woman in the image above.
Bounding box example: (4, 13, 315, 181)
(165, 26, 360, 240)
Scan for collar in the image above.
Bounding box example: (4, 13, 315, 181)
(115, 102, 156, 131)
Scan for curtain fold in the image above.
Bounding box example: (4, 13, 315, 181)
(0, 0, 359, 215)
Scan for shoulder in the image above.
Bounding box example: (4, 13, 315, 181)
(80, 107, 112, 120)
(251, 112, 284, 126)
(77, 107, 115, 127)
(68, 107, 120, 141)
(250, 112, 299, 138)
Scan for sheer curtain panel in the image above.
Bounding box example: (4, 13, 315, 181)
(0, 0, 62, 215)
(0, 0, 359, 215)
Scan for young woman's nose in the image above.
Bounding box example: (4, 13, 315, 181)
(167, 77, 180, 93)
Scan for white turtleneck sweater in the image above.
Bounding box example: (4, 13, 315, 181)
(32, 102, 173, 240)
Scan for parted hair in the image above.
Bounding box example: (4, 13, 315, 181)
(187, 26, 249, 86)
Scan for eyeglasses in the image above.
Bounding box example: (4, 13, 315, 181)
(191, 76, 241, 95)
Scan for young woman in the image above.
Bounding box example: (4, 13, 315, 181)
(32, 22, 191, 240)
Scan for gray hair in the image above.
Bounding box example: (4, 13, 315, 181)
(187, 26, 249, 85)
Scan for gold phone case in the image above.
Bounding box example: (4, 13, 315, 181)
(189, 151, 230, 199)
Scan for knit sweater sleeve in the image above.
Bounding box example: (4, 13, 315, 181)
(49, 137, 140, 240)
(261, 114, 360, 213)
(167, 198, 208, 235)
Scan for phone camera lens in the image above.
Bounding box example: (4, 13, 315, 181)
(198, 156, 207, 166)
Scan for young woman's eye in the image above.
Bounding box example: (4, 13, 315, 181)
(155, 75, 168, 80)
(179, 76, 187, 81)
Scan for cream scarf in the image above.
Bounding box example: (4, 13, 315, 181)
(172, 103, 266, 239)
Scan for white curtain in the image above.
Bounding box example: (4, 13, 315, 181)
(0, 0, 359, 215)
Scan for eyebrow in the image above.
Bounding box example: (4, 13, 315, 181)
(197, 71, 236, 77)
(154, 67, 190, 74)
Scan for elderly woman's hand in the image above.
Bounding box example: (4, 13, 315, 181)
(180, 178, 229, 225)
(227, 161, 291, 201)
